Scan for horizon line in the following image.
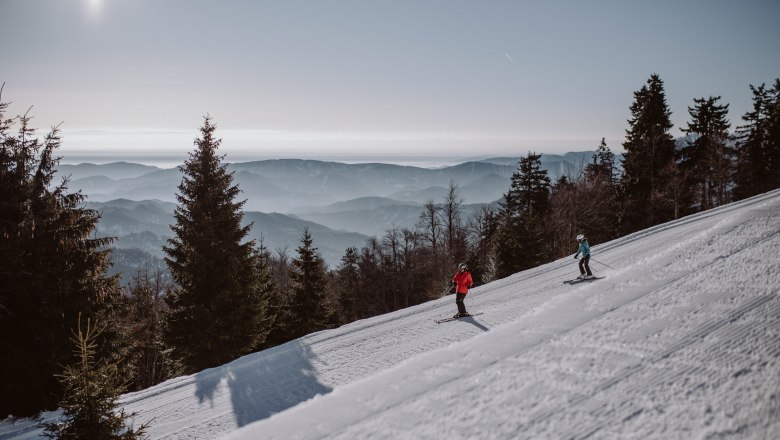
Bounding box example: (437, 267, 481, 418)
(56, 149, 615, 170)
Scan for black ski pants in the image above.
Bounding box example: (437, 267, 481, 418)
(455, 293, 467, 314)
(579, 255, 592, 276)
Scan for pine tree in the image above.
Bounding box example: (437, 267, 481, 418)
(42, 317, 148, 440)
(163, 117, 271, 372)
(357, 238, 386, 317)
(1, 91, 120, 417)
(679, 96, 732, 210)
(334, 247, 360, 324)
(381, 228, 403, 311)
(734, 80, 780, 199)
(121, 269, 176, 391)
(768, 80, 780, 191)
(288, 228, 330, 338)
(263, 247, 294, 348)
(494, 152, 551, 278)
(252, 239, 278, 348)
(399, 227, 434, 306)
(766, 79, 780, 189)
(585, 137, 616, 186)
(582, 138, 620, 240)
(620, 74, 678, 232)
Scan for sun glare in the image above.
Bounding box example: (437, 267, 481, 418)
(87, 0, 102, 13)
(85, 0, 104, 21)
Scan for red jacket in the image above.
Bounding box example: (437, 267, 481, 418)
(453, 270, 473, 294)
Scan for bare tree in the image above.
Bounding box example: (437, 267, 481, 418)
(418, 200, 442, 252)
(439, 181, 464, 260)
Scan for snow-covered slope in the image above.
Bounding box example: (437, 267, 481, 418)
(3, 190, 778, 440)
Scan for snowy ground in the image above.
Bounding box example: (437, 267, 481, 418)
(2, 189, 778, 440)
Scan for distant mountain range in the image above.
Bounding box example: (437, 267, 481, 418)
(58, 161, 160, 181)
(64, 152, 617, 280)
(60, 151, 612, 213)
(86, 199, 370, 280)
(289, 197, 501, 236)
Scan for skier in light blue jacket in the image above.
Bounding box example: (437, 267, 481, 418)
(574, 233, 593, 279)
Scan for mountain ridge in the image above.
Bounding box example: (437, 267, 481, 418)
(59, 151, 609, 212)
(86, 199, 370, 274)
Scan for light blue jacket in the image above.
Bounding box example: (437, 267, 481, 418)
(575, 239, 591, 258)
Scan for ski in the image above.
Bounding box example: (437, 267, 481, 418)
(563, 276, 605, 285)
(435, 312, 484, 324)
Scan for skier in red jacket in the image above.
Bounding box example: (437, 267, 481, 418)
(452, 262, 473, 318)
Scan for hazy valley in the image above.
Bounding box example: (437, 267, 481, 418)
(59, 152, 608, 280)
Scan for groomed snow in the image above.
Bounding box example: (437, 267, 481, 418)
(2, 189, 778, 440)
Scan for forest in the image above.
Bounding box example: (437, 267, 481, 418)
(1, 74, 779, 437)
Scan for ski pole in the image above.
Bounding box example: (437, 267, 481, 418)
(590, 258, 614, 269)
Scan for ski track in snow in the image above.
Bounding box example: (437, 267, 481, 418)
(2, 190, 778, 440)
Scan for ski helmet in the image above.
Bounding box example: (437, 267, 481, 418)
(576, 234, 584, 242)
(458, 262, 467, 271)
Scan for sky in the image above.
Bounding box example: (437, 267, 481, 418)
(1, 0, 779, 166)
(3, 188, 777, 439)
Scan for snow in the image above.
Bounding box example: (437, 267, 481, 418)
(2, 189, 779, 440)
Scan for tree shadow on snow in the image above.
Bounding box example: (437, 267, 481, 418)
(226, 339, 332, 427)
(194, 366, 225, 407)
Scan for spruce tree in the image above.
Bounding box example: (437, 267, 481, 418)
(768, 80, 780, 191)
(335, 247, 360, 324)
(163, 117, 271, 372)
(1, 91, 120, 417)
(585, 137, 616, 186)
(583, 138, 620, 239)
(494, 152, 550, 278)
(679, 96, 732, 210)
(263, 246, 295, 348)
(357, 239, 384, 318)
(288, 228, 330, 338)
(620, 74, 678, 232)
(399, 227, 433, 306)
(42, 317, 148, 440)
(734, 80, 780, 199)
(381, 228, 410, 311)
(121, 269, 176, 391)
(252, 240, 278, 348)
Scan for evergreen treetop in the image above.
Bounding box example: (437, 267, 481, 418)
(289, 228, 330, 338)
(586, 138, 616, 186)
(620, 73, 677, 230)
(679, 96, 732, 209)
(502, 151, 551, 219)
(43, 316, 148, 440)
(734, 80, 780, 198)
(163, 116, 271, 372)
(1, 89, 120, 417)
(495, 152, 551, 278)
